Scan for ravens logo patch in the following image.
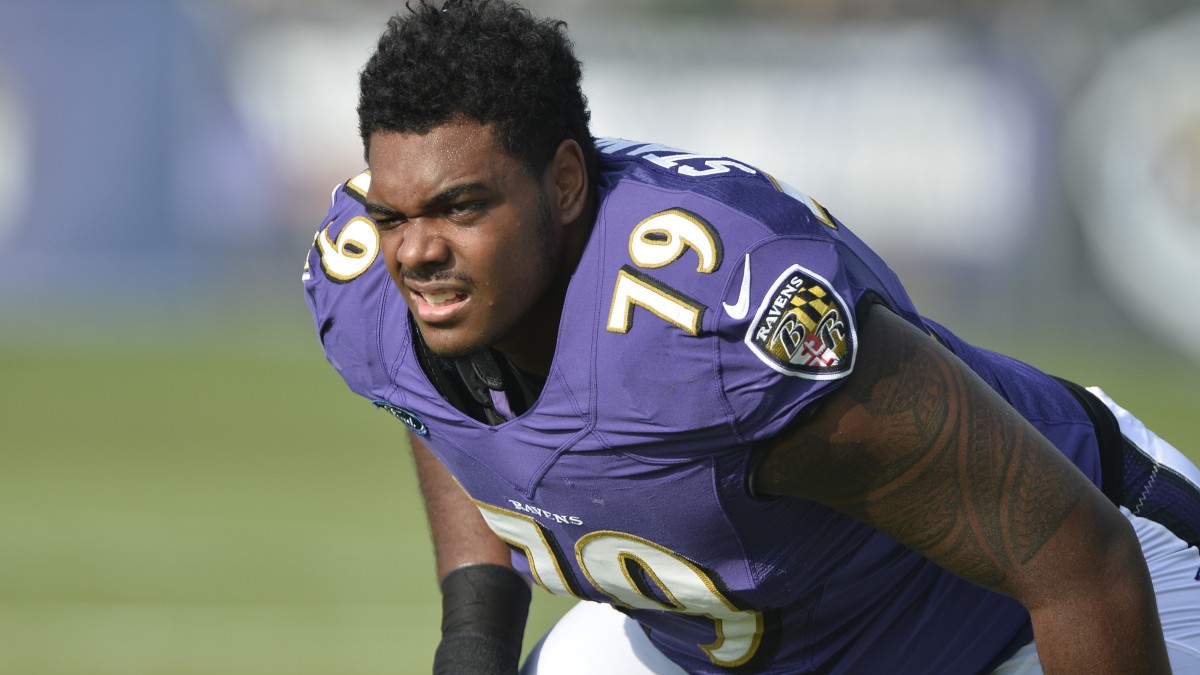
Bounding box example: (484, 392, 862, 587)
(745, 265, 856, 379)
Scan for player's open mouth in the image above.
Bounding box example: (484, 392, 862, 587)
(412, 289, 468, 322)
(421, 290, 461, 306)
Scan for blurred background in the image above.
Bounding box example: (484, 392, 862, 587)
(1, 0, 1198, 672)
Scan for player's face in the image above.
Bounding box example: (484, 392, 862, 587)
(365, 119, 565, 361)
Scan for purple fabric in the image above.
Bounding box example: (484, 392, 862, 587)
(489, 388, 515, 422)
(1123, 440, 1200, 547)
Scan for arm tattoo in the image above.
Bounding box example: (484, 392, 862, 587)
(756, 308, 1085, 590)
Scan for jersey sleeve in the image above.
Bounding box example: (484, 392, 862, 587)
(301, 171, 402, 400)
(304, 157, 927, 456)
(590, 157, 927, 455)
(709, 190, 925, 446)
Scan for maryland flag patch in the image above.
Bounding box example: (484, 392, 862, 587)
(745, 265, 856, 379)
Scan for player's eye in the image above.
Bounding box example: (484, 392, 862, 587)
(445, 201, 485, 219)
(367, 212, 404, 230)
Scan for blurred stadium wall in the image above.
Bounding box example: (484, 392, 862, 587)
(1, 0, 1197, 360)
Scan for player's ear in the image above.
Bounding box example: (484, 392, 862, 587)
(545, 138, 588, 225)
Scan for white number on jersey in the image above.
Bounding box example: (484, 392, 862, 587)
(477, 503, 765, 668)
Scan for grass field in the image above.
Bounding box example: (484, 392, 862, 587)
(1, 295, 1197, 674)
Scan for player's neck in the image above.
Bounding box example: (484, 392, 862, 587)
(495, 289, 565, 379)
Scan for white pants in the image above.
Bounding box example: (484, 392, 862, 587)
(521, 601, 687, 675)
(522, 390, 1200, 674)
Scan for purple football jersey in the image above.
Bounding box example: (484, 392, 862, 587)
(303, 140, 1103, 673)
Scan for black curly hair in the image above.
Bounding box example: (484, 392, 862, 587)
(357, 0, 597, 182)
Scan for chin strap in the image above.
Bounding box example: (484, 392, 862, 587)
(411, 320, 545, 424)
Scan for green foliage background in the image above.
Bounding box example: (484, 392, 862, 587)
(1, 293, 1197, 674)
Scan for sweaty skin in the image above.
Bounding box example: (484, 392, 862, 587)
(753, 303, 1170, 674)
(364, 119, 591, 377)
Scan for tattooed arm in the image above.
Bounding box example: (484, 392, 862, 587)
(752, 303, 1169, 674)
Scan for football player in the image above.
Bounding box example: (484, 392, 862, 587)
(302, 1, 1200, 672)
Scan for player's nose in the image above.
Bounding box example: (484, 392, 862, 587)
(394, 217, 451, 271)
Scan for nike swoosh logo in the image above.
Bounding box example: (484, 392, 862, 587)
(722, 254, 752, 320)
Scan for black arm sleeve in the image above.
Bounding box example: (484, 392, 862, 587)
(432, 563, 532, 675)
